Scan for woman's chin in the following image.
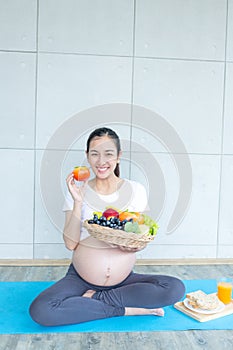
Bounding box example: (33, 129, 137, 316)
(96, 173, 110, 179)
(96, 169, 111, 178)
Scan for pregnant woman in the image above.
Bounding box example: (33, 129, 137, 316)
(29, 127, 185, 326)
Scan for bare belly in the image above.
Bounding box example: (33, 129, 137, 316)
(72, 237, 136, 286)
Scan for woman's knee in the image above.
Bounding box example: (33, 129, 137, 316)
(29, 296, 53, 326)
(151, 275, 185, 305)
(168, 276, 185, 302)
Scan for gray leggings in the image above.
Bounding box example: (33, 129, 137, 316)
(29, 264, 185, 326)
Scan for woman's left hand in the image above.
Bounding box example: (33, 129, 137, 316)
(118, 246, 144, 252)
(107, 243, 145, 252)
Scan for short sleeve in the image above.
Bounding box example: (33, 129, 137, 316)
(127, 180, 150, 212)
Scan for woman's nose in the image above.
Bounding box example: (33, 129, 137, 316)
(97, 154, 106, 164)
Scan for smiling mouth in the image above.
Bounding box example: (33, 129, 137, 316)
(97, 167, 109, 173)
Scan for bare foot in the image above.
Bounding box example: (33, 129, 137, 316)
(82, 289, 96, 298)
(125, 307, 165, 317)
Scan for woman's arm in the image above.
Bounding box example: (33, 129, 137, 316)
(63, 202, 82, 251)
(63, 173, 87, 250)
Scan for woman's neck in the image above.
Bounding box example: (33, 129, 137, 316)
(90, 176, 123, 195)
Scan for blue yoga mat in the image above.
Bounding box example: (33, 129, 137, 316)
(0, 279, 233, 334)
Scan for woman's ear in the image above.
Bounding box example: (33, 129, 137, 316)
(117, 150, 122, 163)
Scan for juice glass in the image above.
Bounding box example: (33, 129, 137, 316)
(217, 278, 232, 304)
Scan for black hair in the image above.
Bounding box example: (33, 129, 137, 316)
(86, 127, 121, 177)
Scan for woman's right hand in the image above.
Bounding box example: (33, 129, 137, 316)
(66, 172, 88, 204)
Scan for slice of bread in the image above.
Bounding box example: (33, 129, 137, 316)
(186, 290, 220, 310)
(186, 290, 207, 309)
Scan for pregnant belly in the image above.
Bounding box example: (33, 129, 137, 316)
(72, 238, 136, 286)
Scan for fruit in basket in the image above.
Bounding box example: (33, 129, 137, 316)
(83, 219, 153, 249)
(88, 214, 123, 229)
(93, 211, 102, 219)
(87, 208, 159, 236)
(136, 214, 145, 224)
(119, 211, 139, 222)
(124, 221, 141, 233)
(118, 211, 145, 224)
(102, 208, 119, 219)
(73, 166, 90, 181)
(138, 224, 150, 234)
(142, 214, 159, 235)
(124, 222, 150, 234)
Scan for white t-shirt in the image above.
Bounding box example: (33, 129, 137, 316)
(62, 179, 149, 240)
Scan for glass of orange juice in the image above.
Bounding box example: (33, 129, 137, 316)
(217, 278, 232, 304)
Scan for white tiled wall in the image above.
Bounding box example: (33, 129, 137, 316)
(227, 0, 233, 60)
(0, 0, 232, 260)
(133, 58, 224, 154)
(0, 0, 37, 51)
(38, 0, 134, 56)
(135, 0, 226, 60)
(223, 63, 233, 153)
(0, 150, 34, 247)
(0, 52, 36, 148)
(36, 54, 132, 148)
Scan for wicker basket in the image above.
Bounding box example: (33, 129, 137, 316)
(83, 220, 155, 249)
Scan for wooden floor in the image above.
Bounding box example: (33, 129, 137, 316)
(1, 263, 233, 350)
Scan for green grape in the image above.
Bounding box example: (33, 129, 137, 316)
(142, 214, 159, 236)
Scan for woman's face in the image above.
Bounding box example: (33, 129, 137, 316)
(87, 135, 121, 179)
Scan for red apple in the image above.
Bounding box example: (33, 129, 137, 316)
(102, 208, 119, 219)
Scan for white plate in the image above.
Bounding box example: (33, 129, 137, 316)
(183, 298, 225, 314)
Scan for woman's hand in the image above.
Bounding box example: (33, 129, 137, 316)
(118, 245, 145, 252)
(108, 243, 145, 252)
(66, 172, 88, 203)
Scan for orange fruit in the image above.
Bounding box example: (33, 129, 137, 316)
(119, 211, 140, 222)
(73, 166, 90, 181)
